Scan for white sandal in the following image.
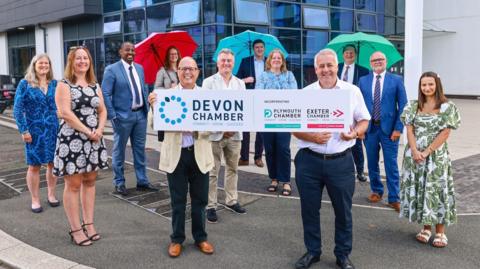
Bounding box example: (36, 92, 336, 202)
(416, 229, 432, 244)
(432, 233, 448, 248)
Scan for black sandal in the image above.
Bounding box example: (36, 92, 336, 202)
(82, 222, 101, 241)
(69, 228, 92, 246)
(267, 180, 279, 192)
(281, 183, 292, 196)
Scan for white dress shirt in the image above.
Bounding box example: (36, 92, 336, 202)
(341, 64, 355, 84)
(371, 70, 386, 98)
(177, 83, 200, 148)
(298, 79, 371, 154)
(121, 59, 143, 109)
(254, 57, 265, 85)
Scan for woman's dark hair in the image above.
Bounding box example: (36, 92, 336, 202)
(417, 71, 448, 111)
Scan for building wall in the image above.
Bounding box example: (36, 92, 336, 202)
(46, 23, 64, 80)
(0, 33, 8, 75)
(423, 0, 480, 96)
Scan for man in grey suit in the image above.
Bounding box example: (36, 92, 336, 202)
(202, 49, 247, 224)
(102, 42, 158, 196)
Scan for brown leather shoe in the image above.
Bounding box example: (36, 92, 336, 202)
(254, 158, 264, 168)
(388, 202, 401, 212)
(238, 159, 249, 166)
(168, 243, 182, 258)
(368, 193, 382, 203)
(196, 241, 214, 255)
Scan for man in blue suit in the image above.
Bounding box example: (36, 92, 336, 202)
(337, 45, 370, 182)
(236, 39, 265, 168)
(102, 42, 158, 196)
(358, 51, 407, 212)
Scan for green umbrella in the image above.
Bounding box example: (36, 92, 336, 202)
(213, 30, 288, 75)
(326, 32, 403, 69)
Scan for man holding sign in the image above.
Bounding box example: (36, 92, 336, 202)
(292, 49, 370, 269)
(202, 49, 247, 223)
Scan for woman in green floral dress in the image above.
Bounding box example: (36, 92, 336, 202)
(400, 71, 460, 248)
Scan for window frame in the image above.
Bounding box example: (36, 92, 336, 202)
(234, 0, 269, 26)
(302, 5, 330, 30)
(170, 0, 201, 27)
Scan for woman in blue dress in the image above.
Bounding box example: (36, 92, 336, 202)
(256, 49, 298, 196)
(13, 53, 60, 213)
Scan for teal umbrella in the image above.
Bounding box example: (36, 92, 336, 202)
(213, 30, 289, 75)
(326, 32, 403, 69)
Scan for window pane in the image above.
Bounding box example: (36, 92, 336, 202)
(104, 34, 123, 65)
(269, 29, 301, 87)
(271, 1, 300, 28)
(396, 17, 405, 35)
(384, 0, 395, 15)
(377, 14, 384, 34)
(78, 21, 95, 38)
(63, 22, 78, 40)
(104, 15, 122, 35)
(95, 38, 105, 82)
(303, 0, 328, 6)
(303, 30, 328, 86)
(171, 0, 201, 26)
(148, 0, 169, 5)
(147, 4, 170, 32)
(235, 0, 269, 25)
(124, 0, 144, 9)
(203, 25, 233, 78)
(124, 32, 147, 44)
(376, 0, 384, 13)
(203, 0, 232, 24)
(124, 9, 146, 33)
(303, 7, 329, 29)
(356, 13, 376, 32)
(330, 9, 353, 32)
(384, 16, 395, 35)
(103, 0, 121, 13)
(396, 0, 405, 17)
(234, 26, 268, 34)
(330, 0, 353, 8)
(355, 0, 375, 12)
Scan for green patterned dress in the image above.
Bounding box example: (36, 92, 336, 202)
(399, 100, 461, 226)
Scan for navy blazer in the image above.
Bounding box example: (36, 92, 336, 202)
(358, 72, 408, 135)
(236, 55, 266, 89)
(101, 60, 149, 120)
(337, 63, 369, 86)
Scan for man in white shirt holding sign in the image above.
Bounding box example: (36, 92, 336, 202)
(202, 49, 247, 224)
(292, 48, 370, 269)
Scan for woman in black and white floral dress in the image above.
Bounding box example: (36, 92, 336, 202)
(54, 46, 108, 246)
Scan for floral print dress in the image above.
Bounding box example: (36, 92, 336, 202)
(399, 100, 461, 225)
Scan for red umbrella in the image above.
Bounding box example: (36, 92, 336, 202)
(134, 31, 198, 84)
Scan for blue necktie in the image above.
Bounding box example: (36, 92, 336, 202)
(129, 65, 141, 106)
(373, 75, 381, 121)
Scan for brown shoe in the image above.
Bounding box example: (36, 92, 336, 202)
(238, 159, 249, 166)
(196, 241, 214, 255)
(368, 193, 382, 203)
(388, 202, 401, 212)
(254, 158, 264, 168)
(168, 243, 182, 258)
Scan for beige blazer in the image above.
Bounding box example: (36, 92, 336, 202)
(158, 84, 214, 174)
(154, 67, 178, 89)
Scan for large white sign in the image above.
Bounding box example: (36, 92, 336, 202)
(153, 89, 353, 132)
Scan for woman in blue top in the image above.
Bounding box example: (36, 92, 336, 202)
(256, 49, 298, 196)
(13, 53, 60, 213)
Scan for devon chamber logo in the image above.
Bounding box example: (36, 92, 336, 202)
(159, 95, 188, 125)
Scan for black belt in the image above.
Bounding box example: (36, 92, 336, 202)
(182, 145, 194, 151)
(304, 148, 351, 160)
(132, 106, 144, 112)
(372, 119, 381, 126)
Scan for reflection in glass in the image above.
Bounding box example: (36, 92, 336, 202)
(396, 0, 405, 17)
(171, 0, 201, 26)
(303, 0, 328, 6)
(377, 14, 384, 34)
(204, 25, 232, 78)
(234, 0, 269, 25)
(104, 15, 121, 34)
(384, 16, 395, 35)
(271, 1, 300, 28)
(303, 30, 328, 86)
(384, 0, 395, 15)
(103, 0, 121, 13)
(234, 26, 268, 34)
(9, 47, 35, 78)
(303, 7, 329, 29)
(356, 13, 376, 32)
(147, 4, 170, 32)
(203, 0, 232, 24)
(104, 34, 123, 65)
(124, 0, 144, 9)
(396, 17, 404, 35)
(355, 0, 375, 12)
(330, 9, 353, 32)
(124, 9, 146, 33)
(330, 0, 353, 8)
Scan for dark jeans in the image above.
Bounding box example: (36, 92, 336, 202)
(263, 132, 291, 183)
(294, 148, 355, 260)
(167, 148, 209, 244)
(352, 138, 364, 175)
(240, 132, 264, 161)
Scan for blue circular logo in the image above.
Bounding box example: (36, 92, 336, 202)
(159, 95, 188, 125)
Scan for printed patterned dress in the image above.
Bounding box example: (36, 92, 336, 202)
(13, 79, 58, 165)
(53, 80, 108, 177)
(399, 100, 461, 225)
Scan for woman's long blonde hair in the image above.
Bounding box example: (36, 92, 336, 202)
(24, 53, 54, 87)
(64, 47, 97, 84)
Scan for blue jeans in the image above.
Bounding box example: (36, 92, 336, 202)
(294, 148, 355, 259)
(262, 132, 291, 183)
(111, 110, 149, 187)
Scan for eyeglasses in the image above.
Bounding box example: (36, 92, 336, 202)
(178, 67, 198, 72)
(370, 58, 385, 63)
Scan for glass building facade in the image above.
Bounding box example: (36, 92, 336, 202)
(60, 0, 405, 87)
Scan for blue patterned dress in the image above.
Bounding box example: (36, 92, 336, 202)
(13, 79, 59, 165)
